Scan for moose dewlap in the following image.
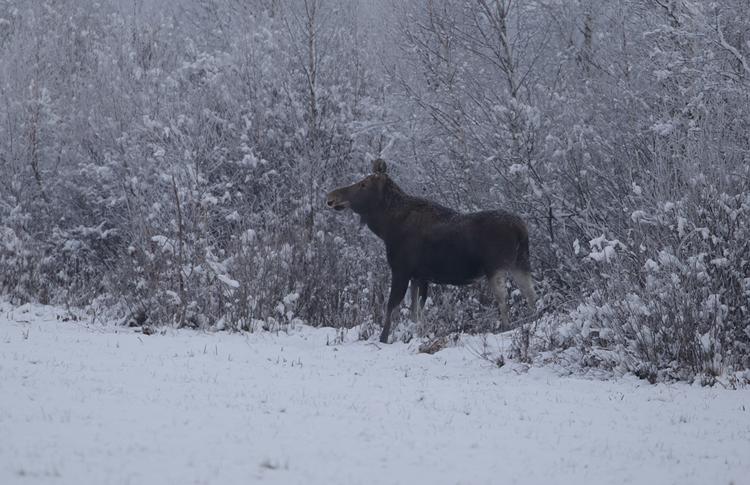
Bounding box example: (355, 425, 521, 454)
(326, 159, 536, 343)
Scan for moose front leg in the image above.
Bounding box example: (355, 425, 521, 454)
(380, 273, 409, 343)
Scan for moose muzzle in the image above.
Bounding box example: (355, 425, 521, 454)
(325, 191, 350, 211)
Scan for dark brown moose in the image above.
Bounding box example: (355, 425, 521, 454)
(326, 159, 536, 343)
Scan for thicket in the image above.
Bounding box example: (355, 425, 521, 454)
(1, 0, 747, 382)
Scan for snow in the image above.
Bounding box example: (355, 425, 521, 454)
(150, 235, 175, 254)
(652, 121, 676, 136)
(217, 274, 240, 288)
(587, 235, 624, 263)
(1, 302, 749, 485)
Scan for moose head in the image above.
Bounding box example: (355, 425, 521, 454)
(325, 159, 390, 214)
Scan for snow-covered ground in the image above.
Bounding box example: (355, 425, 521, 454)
(1, 302, 748, 485)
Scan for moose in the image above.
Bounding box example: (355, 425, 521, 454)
(326, 159, 536, 343)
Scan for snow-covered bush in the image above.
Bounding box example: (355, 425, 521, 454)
(519, 186, 749, 383)
(0, 0, 748, 381)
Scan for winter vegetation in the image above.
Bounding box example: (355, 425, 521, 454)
(0, 0, 749, 383)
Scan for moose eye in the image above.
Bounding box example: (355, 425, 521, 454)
(360, 182, 366, 188)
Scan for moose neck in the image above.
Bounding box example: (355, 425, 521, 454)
(360, 178, 408, 243)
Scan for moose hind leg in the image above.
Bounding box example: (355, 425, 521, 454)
(409, 279, 421, 321)
(489, 272, 510, 329)
(418, 280, 428, 311)
(510, 270, 537, 312)
(380, 273, 409, 344)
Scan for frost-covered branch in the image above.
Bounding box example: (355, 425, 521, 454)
(715, 17, 750, 81)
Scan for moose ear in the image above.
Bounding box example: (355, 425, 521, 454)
(372, 158, 387, 175)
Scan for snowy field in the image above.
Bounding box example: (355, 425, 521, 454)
(1, 302, 749, 485)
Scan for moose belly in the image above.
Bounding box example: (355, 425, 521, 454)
(412, 245, 484, 285)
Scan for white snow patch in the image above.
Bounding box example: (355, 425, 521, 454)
(631, 209, 650, 224)
(150, 235, 176, 254)
(587, 235, 625, 263)
(217, 274, 240, 288)
(710, 257, 729, 268)
(653, 69, 671, 81)
(652, 121, 676, 136)
(0, 302, 748, 485)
